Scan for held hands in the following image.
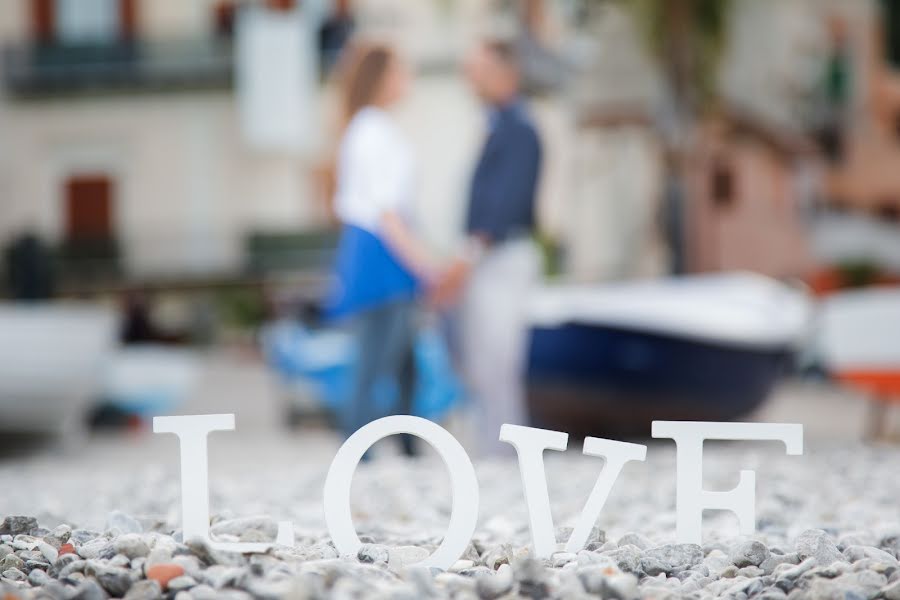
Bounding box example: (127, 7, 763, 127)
(428, 257, 471, 308)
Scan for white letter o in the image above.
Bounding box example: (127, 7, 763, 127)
(323, 416, 479, 570)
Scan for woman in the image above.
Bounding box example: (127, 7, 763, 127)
(326, 43, 436, 455)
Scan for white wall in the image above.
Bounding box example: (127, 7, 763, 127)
(0, 93, 318, 277)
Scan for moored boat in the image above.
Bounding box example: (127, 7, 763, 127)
(526, 273, 812, 436)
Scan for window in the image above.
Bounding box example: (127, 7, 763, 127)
(30, 0, 137, 44)
(711, 158, 735, 209)
(55, 0, 119, 43)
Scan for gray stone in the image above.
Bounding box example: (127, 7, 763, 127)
(37, 540, 59, 563)
(761, 552, 800, 575)
(209, 516, 277, 540)
(561, 526, 604, 550)
(167, 575, 198, 592)
(57, 558, 87, 578)
(28, 567, 53, 586)
(77, 539, 112, 560)
(33, 581, 69, 600)
(474, 562, 513, 600)
(25, 558, 52, 571)
(184, 539, 240, 567)
(577, 566, 638, 599)
(775, 556, 818, 589)
(806, 570, 885, 600)
(389, 545, 430, 569)
(188, 584, 219, 600)
(737, 565, 764, 577)
(550, 551, 576, 568)
(70, 578, 109, 600)
(70, 530, 101, 546)
(0, 516, 37, 537)
(1, 567, 25, 581)
(618, 533, 652, 551)
(481, 544, 514, 570)
(844, 544, 898, 565)
(883, 579, 900, 600)
(106, 511, 143, 535)
(0, 554, 24, 571)
(124, 579, 162, 600)
(730, 540, 770, 567)
(113, 533, 150, 559)
(611, 545, 643, 574)
(795, 529, 843, 566)
(641, 544, 704, 576)
(198, 565, 244, 589)
(357, 543, 389, 564)
(513, 558, 550, 599)
(96, 566, 134, 597)
(51, 524, 72, 543)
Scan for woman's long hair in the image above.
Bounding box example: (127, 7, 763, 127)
(318, 42, 395, 222)
(337, 42, 394, 125)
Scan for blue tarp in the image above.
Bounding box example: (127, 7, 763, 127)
(261, 319, 462, 422)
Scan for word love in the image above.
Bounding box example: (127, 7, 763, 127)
(154, 415, 803, 570)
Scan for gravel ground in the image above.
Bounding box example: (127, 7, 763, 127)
(1, 358, 898, 599)
(1, 436, 899, 600)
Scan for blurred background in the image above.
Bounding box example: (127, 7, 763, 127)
(1, 0, 899, 458)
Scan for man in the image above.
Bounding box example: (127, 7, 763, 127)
(441, 40, 543, 456)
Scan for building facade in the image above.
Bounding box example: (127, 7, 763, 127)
(0, 1, 337, 282)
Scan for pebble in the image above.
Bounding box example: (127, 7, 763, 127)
(146, 563, 185, 589)
(357, 543, 389, 564)
(884, 579, 900, 600)
(107, 510, 143, 535)
(0, 516, 37, 536)
(37, 540, 59, 563)
(114, 533, 151, 559)
(70, 578, 108, 600)
(640, 544, 704, 575)
(388, 545, 430, 569)
(77, 538, 112, 560)
(730, 540, 770, 567)
(0, 554, 24, 571)
(474, 563, 513, 599)
(27, 567, 53, 586)
(124, 579, 163, 600)
(2, 567, 26, 581)
(96, 565, 134, 596)
(167, 574, 198, 592)
(796, 529, 844, 566)
(618, 532, 652, 550)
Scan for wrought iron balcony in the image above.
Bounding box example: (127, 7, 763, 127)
(2, 37, 233, 98)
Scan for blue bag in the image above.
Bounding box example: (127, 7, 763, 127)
(261, 320, 462, 422)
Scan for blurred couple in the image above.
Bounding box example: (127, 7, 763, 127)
(325, 40, 542, 457)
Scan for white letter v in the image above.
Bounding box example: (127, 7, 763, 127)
(500, 424, 646, 558)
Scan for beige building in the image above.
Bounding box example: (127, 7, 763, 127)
(0, 0, 496, 284)
(0, 1, 337, 280)
(685, 0, 900, 279)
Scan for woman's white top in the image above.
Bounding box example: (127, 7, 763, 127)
(334, 106, 416, 233)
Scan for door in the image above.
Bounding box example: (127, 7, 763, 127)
(65, 174, 113, 240)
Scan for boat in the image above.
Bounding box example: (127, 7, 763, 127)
(0, 303, 118, 437)
(525, 272, 812, 436)
(817, 286, 900, 439)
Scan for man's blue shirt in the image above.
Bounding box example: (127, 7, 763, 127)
(466, 99, 542, 242)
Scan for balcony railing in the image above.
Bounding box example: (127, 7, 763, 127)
(2, 37, 233, 98)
